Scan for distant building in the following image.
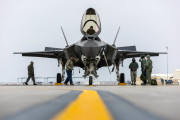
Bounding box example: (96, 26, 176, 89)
(152, 69, 180, 85)
(152, 74, 173, 80)
(172, 69, 180, 84)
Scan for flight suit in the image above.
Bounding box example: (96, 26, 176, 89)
(140, 58, 147, 84)
(26, 63, 35, 83)
(146, 59, 153, 84)
(129, 62, 139, 85)
(64, 58, 79, 84)
(140, 58, 146, 72)
(86, 29, 95, 35)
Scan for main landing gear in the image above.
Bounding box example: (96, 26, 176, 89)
(118, 73, 126, 85)
(57, 73, 62, 83)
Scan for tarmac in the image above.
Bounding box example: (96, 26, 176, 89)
(0, 85, 180, 120)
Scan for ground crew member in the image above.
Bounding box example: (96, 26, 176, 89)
(64, 56, 79, 85)
(139, 55, 147, 85)
(146, 55, 153, 84)
(129, 58, 139, 85)
(25, 61, 37, 85)
(86, 26, 96, 35)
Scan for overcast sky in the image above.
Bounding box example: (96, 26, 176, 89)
(0, 0, 180, 82)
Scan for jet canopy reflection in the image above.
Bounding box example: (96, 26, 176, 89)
(81, 8, 101, 37)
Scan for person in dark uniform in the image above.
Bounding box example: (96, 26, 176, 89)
(25, 61, 37, 85)
(86, 26, 96, 35)
(139, 55, 147, 85)
(129, 58, 139, 85)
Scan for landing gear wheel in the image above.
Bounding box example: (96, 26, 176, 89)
(89, 76, 93, 85)
(120, 73, 125, 83)
(57, 73, 62, 83)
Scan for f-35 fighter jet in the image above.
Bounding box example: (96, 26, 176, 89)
(14, 8, 166, 85)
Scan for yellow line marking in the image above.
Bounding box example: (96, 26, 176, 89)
(118, 83, 127, 85)
(52, 90, 113, 120)
(55, 83, 63, 85)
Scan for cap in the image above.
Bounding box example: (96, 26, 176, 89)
(146, 55, 150, 58)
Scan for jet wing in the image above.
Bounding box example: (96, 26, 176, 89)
(14, 47, 65, 59)
(116, 50, 167, 59)
(117, 46, 136, 51)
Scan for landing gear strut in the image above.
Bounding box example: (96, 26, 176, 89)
(89, 76, 93, 85)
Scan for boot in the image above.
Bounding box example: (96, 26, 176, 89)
(33, 83, 37, 85)
(64, 83, 68, 85)
(131, 82, 134, 85)
(141, 83, 146, 85)
(25, 82, 28, 85)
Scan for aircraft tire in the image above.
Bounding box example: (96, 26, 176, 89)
(120, 73, 125, 83)
(89, 76, 93, 85)
(57, 73, 62, 83)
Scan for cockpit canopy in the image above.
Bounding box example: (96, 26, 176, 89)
(81, 8, 101, 37)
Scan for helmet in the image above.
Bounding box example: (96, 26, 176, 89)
(132, 57, 136, 62)
(141, 55, 145, 58)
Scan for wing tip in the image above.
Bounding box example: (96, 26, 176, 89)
(13, 52, 22, 54)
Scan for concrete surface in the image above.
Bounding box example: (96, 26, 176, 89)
(0, 86, 70, 119)
(0, 85, 180, 120)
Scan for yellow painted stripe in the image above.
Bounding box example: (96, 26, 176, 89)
(52, 90, 113, 120)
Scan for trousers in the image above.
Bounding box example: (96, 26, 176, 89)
(131, 71, 137, 83)
(142, 70, 147, 84)
(64, 70, 73, 84)
(146, 69, 152, 84)
(26, 74, 35, 83)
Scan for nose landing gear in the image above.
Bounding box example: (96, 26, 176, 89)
(89, 76, 93, 85)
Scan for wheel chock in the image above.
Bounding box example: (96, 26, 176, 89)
(118, 83, 127, 85)
(55, 83, 63, 85)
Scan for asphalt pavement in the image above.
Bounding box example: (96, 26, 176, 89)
(0, 85, 180, 120)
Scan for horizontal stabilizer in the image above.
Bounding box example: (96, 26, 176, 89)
(45, 47, 63, 51)
(117, 46, 136, 51)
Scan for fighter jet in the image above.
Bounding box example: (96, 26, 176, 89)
(14, 8, 167, 85)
